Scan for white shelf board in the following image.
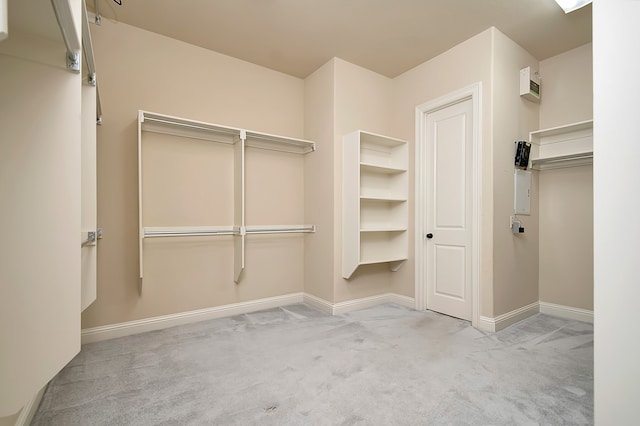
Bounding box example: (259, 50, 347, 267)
(140, 111, 239, 144)
(529, 120, 593, 143)
(360, 130, 407, 147)
(360, 227, 407, 232)
(359, 256, 408, 265)
(360, 195, 407, 202)
(360, 162, 406, 174)
(139, 110, 315, 154)
(245, 130, 315, 154)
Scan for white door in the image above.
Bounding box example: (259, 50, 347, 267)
(425, 99, 473, 321)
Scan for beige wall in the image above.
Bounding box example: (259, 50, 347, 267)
(490, 30, 540, 316)
(0, 415, 17, 426)
(392, 27, 541, 318)
(0, 10, 601, 424)
(538, 43, 593, 310)
(539, 166, 593, 309)
(539, 43, 592, 129)
(304, 29, 542, 314)
(303, 59, 335, 301)
(393, 28, 494, 316)
(304, 58, 398, 304)
(82, 20, 307, 328)
(84, 18, 593, 329)
(333, 58, 396, 302)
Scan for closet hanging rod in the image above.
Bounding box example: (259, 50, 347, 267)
(144, 231, 234, 237)
(143, 225, 315, 238)
(144, 227, 235, 238)
(536, 154, 593, 164)
(244, 143, 314, 155)
(246, 133, 315, 147)
(244, 225, 315, 234)
(143, 116, 240, 136)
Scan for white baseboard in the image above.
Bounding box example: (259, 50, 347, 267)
(333, 293, 398, 315)
(302, 293, 334, 314)
(81, 294, 591, 344)
(539, 301, 593, 323)
(82, 292, 415, 344)
(81, 293, 304, 344)
(387, 293, 416, 309)
(14, 385, 46, 426)
(304, 292, 416, 315)
(479, 301, 540, 332)
(477, 316, 496, 333)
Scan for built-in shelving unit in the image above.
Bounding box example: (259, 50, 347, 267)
(529, 120, 593, 170)
(343, 130, 408, 279)
(138, 110, 315, 292)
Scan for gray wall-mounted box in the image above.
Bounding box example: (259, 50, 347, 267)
(514, 169, 531, 215)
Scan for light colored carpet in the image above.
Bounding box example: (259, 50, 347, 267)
(32, 304, 593, 425)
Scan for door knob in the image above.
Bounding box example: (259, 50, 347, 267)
(426, 233, 433, 239)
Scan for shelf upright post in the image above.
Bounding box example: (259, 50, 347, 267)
(138, 110, 145, 294)
(234, 130, 246, 283)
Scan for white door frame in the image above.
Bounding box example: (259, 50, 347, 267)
(415, 83, 482, 328)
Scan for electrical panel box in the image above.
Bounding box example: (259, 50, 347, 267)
(514, 170, 531, 215)
(520, 67, 540, 103)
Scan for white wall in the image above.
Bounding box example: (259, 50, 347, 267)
(593, 0, 640, 423)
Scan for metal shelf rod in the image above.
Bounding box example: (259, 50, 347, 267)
(144, 229, 235, 238)
(143, 225, 315, 238)
(245, 225, 315, 234)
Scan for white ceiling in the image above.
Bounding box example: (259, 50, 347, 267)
(89, 0, 592, 78)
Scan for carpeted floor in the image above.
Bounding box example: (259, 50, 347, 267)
(32, 304, 593, 425)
